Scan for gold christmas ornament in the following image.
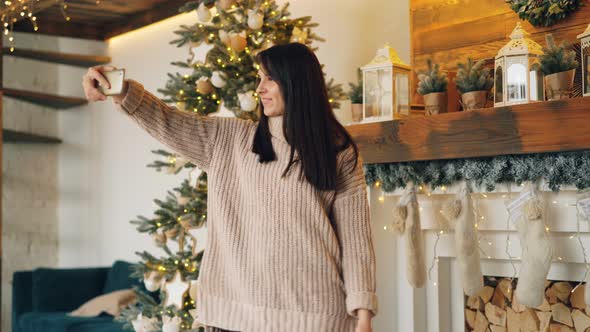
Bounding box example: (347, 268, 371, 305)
(229, 31, 248, 53)
(152, 231, 167, 247)
(175, 101, 186, 112)
(189, 279, 200, 300)
(164, 227, 180, 239)
(290, 27, 308, 44)
(219, 30, 231, 47)
(196, 77, 215, 94)
(218, 0, 237, 11)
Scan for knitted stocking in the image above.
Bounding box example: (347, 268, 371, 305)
(392, 182, 426, 288)
(441, 181, 483, 297)
(514, 182, 553, 307)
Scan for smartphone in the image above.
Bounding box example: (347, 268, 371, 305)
(97, 68, 125, 96)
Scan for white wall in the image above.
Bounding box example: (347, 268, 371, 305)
(2, 32, 64, 332)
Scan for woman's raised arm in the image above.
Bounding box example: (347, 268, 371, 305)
(82, 66, 220, 172)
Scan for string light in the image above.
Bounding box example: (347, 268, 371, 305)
(503, 184, 518, 284)
(571, 189, 590, 294)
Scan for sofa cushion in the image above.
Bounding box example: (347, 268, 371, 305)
(18, 312, 125, 332)
(69, 289, 136, 317)
(102, 261, 142, 294)
(32, 267, 107, 312)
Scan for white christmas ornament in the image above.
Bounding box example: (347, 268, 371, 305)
(131, 313, 159, 332)
(247, 9, 264, 30)
(163, 271, 190, 309)
(196, 2, 212, 22)
(211, 71, 227, 88)
(143, 270, 164, 292)
(162, 316, 182, 332)
(238, 91, 258, 112)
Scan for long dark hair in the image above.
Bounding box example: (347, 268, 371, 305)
(251, 43, 359, 192)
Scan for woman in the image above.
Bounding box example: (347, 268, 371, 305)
(82, 43, 378, 332)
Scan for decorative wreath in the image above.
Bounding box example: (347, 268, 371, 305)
(506, 0, 584, 27)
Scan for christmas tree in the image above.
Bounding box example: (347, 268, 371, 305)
(115, 1, 345, 331)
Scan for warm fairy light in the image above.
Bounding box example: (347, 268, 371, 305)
(375, 181, 381, 187)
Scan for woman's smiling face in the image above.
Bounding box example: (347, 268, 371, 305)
(256, 68, 285, 117)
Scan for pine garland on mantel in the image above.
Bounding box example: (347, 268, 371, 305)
(363, 150, 590, 193)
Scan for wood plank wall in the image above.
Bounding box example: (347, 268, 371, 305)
(410, 0, 590, 112)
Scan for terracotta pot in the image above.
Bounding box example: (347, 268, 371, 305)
(423, 92, 448, 115)
(351, 104, 363, 122)
(461, 90, 488, 111)
(545, 69, 575, 100)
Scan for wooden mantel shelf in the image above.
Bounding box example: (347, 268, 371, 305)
(345, 97, 590, 164)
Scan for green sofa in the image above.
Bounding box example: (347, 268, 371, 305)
(12, 260, 150, 332)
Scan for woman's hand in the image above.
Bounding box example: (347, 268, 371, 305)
(355, 309, 374, 332)
(82, 65, 125, 102)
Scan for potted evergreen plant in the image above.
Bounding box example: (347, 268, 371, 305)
(348, 68, 364, 122)
(455, 57, 494, 111)
(417, 59, 449, 115)
(540, 33, 578, 100)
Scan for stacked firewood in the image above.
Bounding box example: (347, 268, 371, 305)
(465, 277, 590, 332)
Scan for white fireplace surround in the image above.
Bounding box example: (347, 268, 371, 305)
(370, 180, 589, 332)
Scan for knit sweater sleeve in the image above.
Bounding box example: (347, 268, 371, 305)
(113, 79, 220, 172)
(331, 145, 378, 320)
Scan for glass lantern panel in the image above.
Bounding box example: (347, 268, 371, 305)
(529, 69, 543, 101)
(364, 70, 379, 119)
(495, 66, 503, 103)
(507, 63, 527, 102)
(395, 73, 409, 116)
(378, 68, 393, 118)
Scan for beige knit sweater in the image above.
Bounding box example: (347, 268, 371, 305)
(114, 79, 378, 332)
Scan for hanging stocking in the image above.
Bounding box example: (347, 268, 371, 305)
(441, 181, 483, 296)
(392, 182, 426, 288)
(512, 182, 553, 307)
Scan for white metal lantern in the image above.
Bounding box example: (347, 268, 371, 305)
(361, 45, 411, 122)
(494, 22, 544, 106)
(577, 23, 590, 97)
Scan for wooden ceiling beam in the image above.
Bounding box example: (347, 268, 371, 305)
(11, 0, 189, 40)
(13, 18, 104, 40)
(102, 0, 189, 40)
